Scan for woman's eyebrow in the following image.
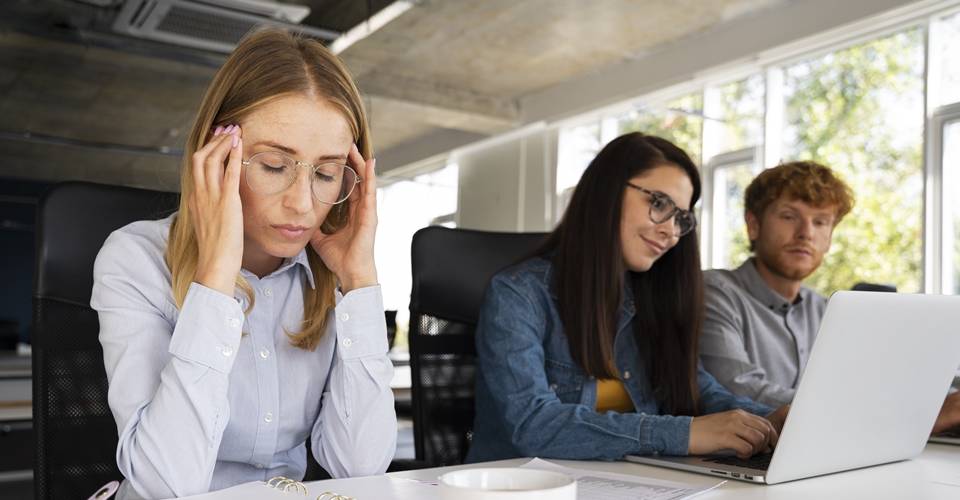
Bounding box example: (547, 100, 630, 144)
(251, 140, 348, 162)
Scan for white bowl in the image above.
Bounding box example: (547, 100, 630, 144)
(437, 468, 576, 500)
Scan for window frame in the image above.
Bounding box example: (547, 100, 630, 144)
(925, 101, 960, 293)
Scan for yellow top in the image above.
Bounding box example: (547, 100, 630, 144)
(595, 378, 634, 413)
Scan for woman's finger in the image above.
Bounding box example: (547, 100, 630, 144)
(725, 435, 754, 459)
(734, 423, 767, 455)
(350, 144, 378, 226)
(744, 414, 778, 448)
(191, 126, 225, 197)
(205, 126, 237, 199)
(362, 157, 378, 218)
(224, 126, 243, 195)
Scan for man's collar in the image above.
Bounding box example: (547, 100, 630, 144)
(734, 258, 801, 312)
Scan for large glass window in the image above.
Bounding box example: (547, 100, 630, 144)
(555, 122, 602, 219)
(702, 74, 765, 269)
(704, 74, 765, 160)
(781, 28, 925, 294)
(617, 93, 704, 164)
(932, 11, 960, 107)
(376, 163, 459, 350)
(711, 158, 759, 269)
(943, 120, 960, 294)
(552, 15, 960, 293)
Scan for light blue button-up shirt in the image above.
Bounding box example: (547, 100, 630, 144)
(91, 214, 396, 499)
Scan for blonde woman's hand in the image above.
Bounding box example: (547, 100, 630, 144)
(310, 144, 378, 294)
(688, 409, 779, 459)
(191, 125, 244, 297)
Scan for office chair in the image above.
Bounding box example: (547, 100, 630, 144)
(407, 226, 547, 466)
(851, 282, 897, 293)
(32, 182, 178, 499)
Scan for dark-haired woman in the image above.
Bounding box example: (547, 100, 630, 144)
(466, 132, 788, 463)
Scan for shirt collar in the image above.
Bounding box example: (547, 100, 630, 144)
(255, 249, 316, 289)
(734, 258, 801, 312)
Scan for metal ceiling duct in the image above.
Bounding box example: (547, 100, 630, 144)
(112, 0, 339, 53)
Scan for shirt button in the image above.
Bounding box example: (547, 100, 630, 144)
(549, 383, 558, 391)
(227, 317, 241, 328)
(339, 312, 350, 322)
(342, 338, 353, 347)
(264, 412, 273, 423)
(263, 288, 272, 297)
(259, 349, 270, 359)
(221, 346, 233, 357)
(254, 463, 264, 469)
(623, 370, 631, 380)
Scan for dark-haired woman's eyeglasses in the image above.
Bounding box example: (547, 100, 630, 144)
(626, 183, 697, 237)
(241, 151, 361, 205)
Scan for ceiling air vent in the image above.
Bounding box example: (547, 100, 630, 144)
(113, 0, 339, 53)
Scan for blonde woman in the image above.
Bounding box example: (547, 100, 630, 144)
(91, 29, 395, 499)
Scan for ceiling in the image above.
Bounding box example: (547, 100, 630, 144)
(0, 0, 785, 191)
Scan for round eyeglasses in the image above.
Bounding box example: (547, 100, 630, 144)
(626, 182, 697, 237)
(241, 151, 361, 205)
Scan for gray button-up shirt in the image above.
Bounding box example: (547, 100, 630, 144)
(700, 259, 826, 408)
(92, 214, 396, 499)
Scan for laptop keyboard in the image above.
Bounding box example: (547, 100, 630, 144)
(704, 453, 773, 471)
(935, 429, 960, 438)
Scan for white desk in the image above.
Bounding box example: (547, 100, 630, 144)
(388, 443, 960, 499)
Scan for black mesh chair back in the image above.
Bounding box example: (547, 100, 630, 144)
(408, 226, 547, 466)
(851, 282, 897, 293)
(33, 182, 178, 499)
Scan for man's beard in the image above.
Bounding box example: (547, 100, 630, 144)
(756, 245, 822, 281)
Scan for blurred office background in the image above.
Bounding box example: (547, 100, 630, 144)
(2, 0, 960, 497)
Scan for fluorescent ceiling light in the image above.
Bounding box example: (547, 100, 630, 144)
(329, 0, 414, 54)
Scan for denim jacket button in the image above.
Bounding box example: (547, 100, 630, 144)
(549, 383, 558, 391)
(623, 370, 631, 380)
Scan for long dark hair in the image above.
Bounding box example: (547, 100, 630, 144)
(542, 132, 704, 416)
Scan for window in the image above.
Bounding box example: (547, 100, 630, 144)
(617, 93, 704, 164)
(376, 163, 459, 349)
(702, 74, 765, 268)
(555, 122, 602, 219)
(555, 94, 705, 222)
(708, 151, 760, 269)
(703, 74, 765, 161)
(942, 118, 960, 294)
(552, 8, 959, 294)
(781, 28, 925, 294)
(931, 11, 960, 107)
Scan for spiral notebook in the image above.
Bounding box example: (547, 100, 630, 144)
(177, 475, 439, 500)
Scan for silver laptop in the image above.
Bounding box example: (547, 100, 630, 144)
(625, 291, 960, 485)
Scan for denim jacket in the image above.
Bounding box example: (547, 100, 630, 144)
(466, 257, 771, 463)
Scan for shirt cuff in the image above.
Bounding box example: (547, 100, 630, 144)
(168, 282, 244, 373)
(640, 414, 692, 456)
(333, 285, 389, 360)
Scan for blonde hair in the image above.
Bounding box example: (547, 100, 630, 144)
(166, 28, 372, 350)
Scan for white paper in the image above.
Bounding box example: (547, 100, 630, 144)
(176, 475, 439, 500)
(520, 458, 726, 500)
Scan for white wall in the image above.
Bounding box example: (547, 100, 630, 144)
(454, 126, 558, 232)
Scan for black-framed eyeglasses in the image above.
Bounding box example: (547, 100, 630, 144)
(241, 151, 362, 205)
(626, 182, 697, 237)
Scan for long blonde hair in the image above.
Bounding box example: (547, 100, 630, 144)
(166, 28, 372, 350)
